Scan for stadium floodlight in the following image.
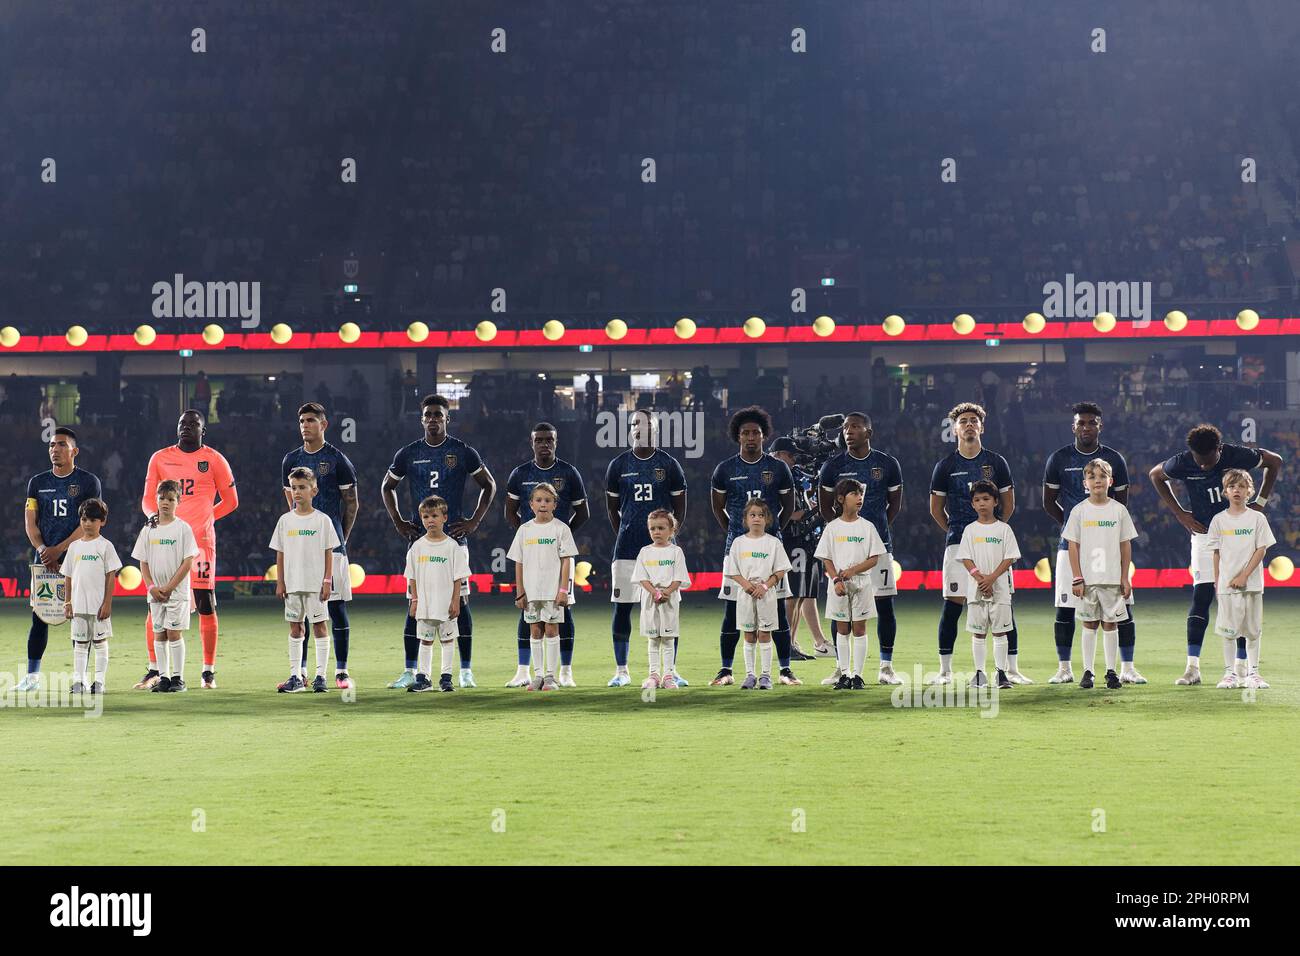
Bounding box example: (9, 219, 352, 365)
(65, 325, 88, 347)
(1092, 311, 1116, 333)
(475, 320, 497, 342)
(1236, 308, 1260, 331)
(605, 318, 628, 340)
(1022, 312, 1046, 334)
(134, 324, 156, 346)
(1163, 309, 1188, 331)
(813, 315, 835, 337)
(1269, 556, 1294, 581)
(270, 323, 293, 344)
(407, 321, 430, 342)
(542, 320, 565, 341)
(882, 314, 905, 336)
(118, 566, 142, 589)
(674, 317, 696, 339)
(744, 316, 766, 338)
(348, 564, 366, 588)
(202, 324, 225, 345)
(952, 313, 975, 335)
(338, 322, 361, 343)
(0, 326, 20, 347)
(1034, 557, 1052, 582)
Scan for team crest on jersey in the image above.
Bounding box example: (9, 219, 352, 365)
(67, 484, 80, 498)
(761, 470, 774, 486)
(317, 461, 332, 476)
(980, 465, 992, 480)
(653, 468, 666, 482)
(197, 460, 210, 473)
(871, 467, 883, 481)
(553, 477, 565, 492)
(445, 454, 458, 470)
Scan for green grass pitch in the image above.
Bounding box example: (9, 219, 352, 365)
(2, 591, 1296, 865)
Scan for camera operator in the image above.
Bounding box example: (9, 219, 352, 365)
(770, 437, 830, 660)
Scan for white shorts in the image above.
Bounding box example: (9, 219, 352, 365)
(640, 601, 681, 638)
(1190, 533, 1216, 586)
(1079, 584, 1129, 624)
(1215, 590, 1263, 641)
(522, 599, 565, 625)
(718, 553, 790, 602)
(70, 613, 112, 641)
(942, 544, 967, 601)
(149, 599, 190, 633)
(417, 618, 458, 642)
(611, 559, 639, 603)
(966, 600, 1013, 634)
(1055, 550, 1134, 609)
(825, 576, 877, 623)
(284, 591, 329, 624)
(868, 551, 897, 597)
(736, 588, 780, 632)
(329, 552, 353, 602)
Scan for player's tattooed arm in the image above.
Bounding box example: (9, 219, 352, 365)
(340, 485, 358, 544)
(1147, 463, 1205, 533)
(381, 472, 419, 541)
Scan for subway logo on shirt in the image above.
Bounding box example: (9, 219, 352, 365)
(286, 529, 318, 537)
(1082, 520, 1118, 528)
(973, 536, 1003, 544)
(79, 554, 101, 561)
(649, 559, 676, 566)
(739, 551, 769, 559)
(525, 537, 557, 546)
(1225, 528, 1254, 536)
(834, 536, 865, 544)
(415, 555, 449, 564)
(151, 538, 177, 546)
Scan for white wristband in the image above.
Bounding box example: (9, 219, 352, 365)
(1254, 495, 1269, 506)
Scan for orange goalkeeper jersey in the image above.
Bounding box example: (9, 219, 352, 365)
(141, 445, 238, 543)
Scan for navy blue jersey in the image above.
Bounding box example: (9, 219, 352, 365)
(282, 441, 358, 554)
(25, 467, 102, 562)
(929, 448, 1014, 547)
(507, 458, 587, 525)
(1161, 443, 1263, 529)
(387, 436, 485, 543)
(605, 449, 687, 561)
(710, 453, 795, 554)
(817, 448, 904, 551)
(1044, 443, 1129, 550)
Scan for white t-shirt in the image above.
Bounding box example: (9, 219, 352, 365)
(131, 517, 200, 602)
(60, 536, 123, 615)
(955, 519, 1021, 602)
(404, 535, 471, 620)
(728, 533, 791, 586)
(269, 509, 342, 594)
(635, 543, 691, 592)
(506, 518, 579, 602)
(1062, 498, 1138, 586)
(1207, 509, 1276, 593)
(814, 516, 886, 580)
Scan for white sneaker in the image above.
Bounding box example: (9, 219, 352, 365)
(1216, 672, 1240, 689)
(1119, 667, 1147, 684)
(1048, 664, 1074, 684)
(556, 666, 577, 688)
(1005, 669, 1034, 685)
(607, 670, 631, 687)
(926, 671, 953, 686)
(820, 666, 842, 686)
(1244, 673, 1270, 689)
(877, 664, 903, 685)
(459, 668, 476, 688)
(671, 670, 689, 687)
(1174, 665, 1202, 686)
(14, 673, 40, 692)
(505, 667, 532, 688)
(812, 643, 835, 658)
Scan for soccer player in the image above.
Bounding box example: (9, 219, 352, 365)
(1206, 469, 1276, 689)
(132, 479, 199, 692)
(635, 509, 691, 689)
(404, 497, 470, 693)
(816, 412, 905, 685)
(727, 500, 792, 690)
(139, 410, 238, 689)
(382, 394, 496, 689)
(1148, 423, 1282, 685)
(815, 479, 887, 690)
(60, 498, 121, 694)
(770, 437, 828, 659)
(709, 406, 799, 686)
(928, 402, 1029, 684)
(504, 422, 589, 687)
(1064, 459, 1138, 690)
(604, 408, 688, 687)
(507, 483, 579, 691)
(957, 480, 1021, 690)
(282, 403, 360, 688)
(1043, 402, 1141, 683)
(271, 467, 341, 693)
(18, 426, 102, 691)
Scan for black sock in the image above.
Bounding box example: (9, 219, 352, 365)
(328, 601, 350, 670)
(938, 601, 962, 655)
(1117, 606, 1136, 663)
(456, 601, 473, 669)
(26, 612, 49, 672)
(560, 607, 575, 667)
(404, 614, 419, 669)
(1186, 583, 1214, 656)
(874, 597, 896, 661)
(516, 613, 530, 665)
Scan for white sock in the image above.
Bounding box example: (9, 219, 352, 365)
(544, 635, 559, 678)
(647, 639, 661, 678)
(157, 637, 171, 678)
(530, 636, 543, 674)
(440, 641, 455, 676)
(971, 636, 987, 673)
(743, 641, 756, 676)
(759, 641, 773, 677)
(94, 642, 109, 684)
(1222, 637, 1236, 672)
(1187, 654, 1200, 669)
(660, 637, 676, 675)
(1008, 652, 1019, 673)
(993, 635, 1009, 671)
(1246, 635, 1260, 673)
(1081, 627, 1098, 673)
(835, 632, 851, 673)
(315, 635, 329, 678)
(171, 638, 186, 683)
(289, 636, 304, 678)
(1103, 630, 1118, 672)
(851, 634, 867, 678)
(939, 652, 953, 675)
(73, 642, 89, 684)
(418, 641, 434, 677)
